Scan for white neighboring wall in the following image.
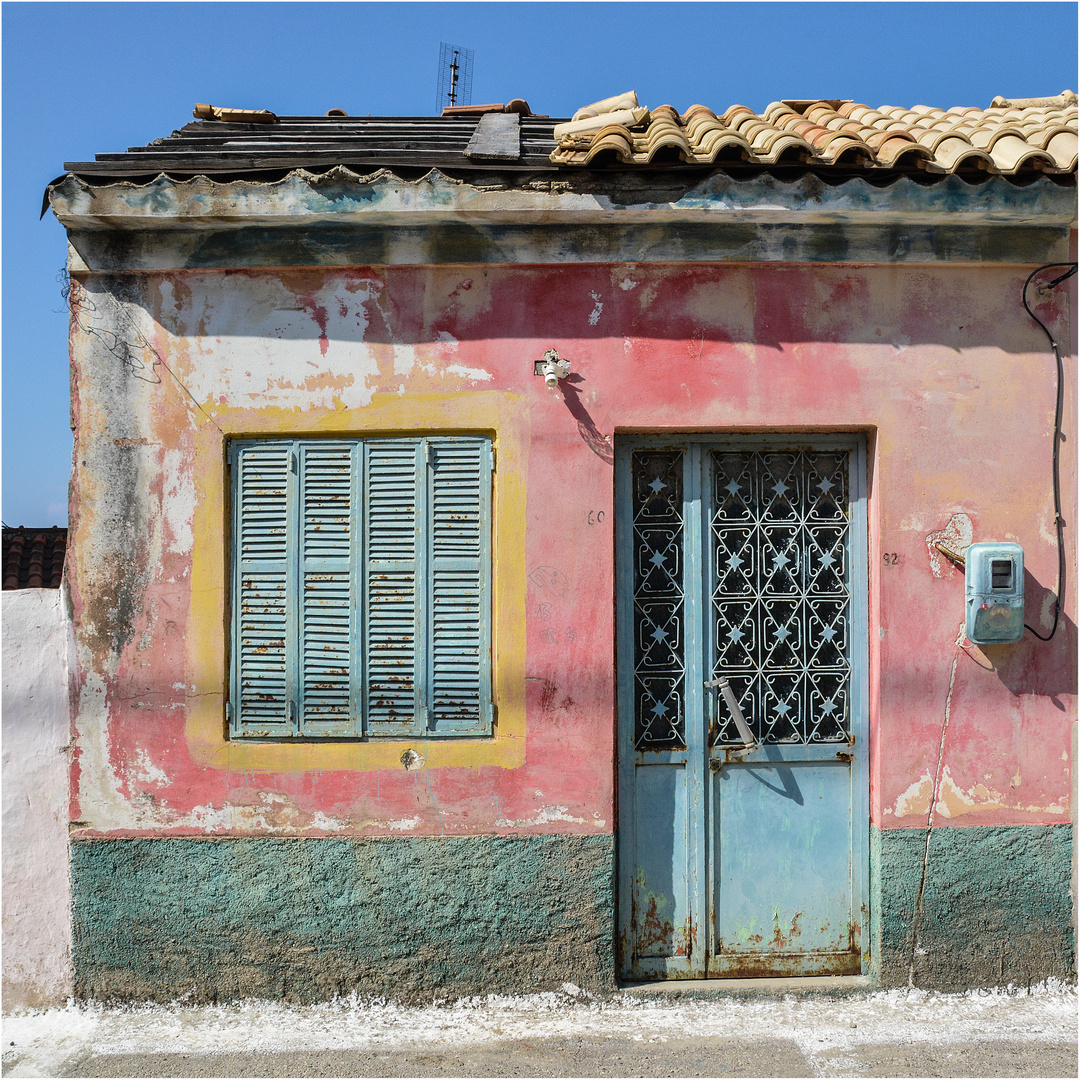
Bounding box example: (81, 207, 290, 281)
(2, 589, 72, 1011)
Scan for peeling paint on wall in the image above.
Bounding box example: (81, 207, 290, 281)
(61, 261, 1074, 841)
(925, 513, 973, 577)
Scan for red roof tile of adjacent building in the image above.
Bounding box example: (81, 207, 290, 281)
(2, 527, 66, 590)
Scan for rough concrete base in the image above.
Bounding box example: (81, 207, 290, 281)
(70, 826, 1074, 1002)
(71, 835, 614, 1003)
(874, 824, 1075, 990)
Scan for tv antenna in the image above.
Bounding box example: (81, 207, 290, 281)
(436, 43, 474, 112)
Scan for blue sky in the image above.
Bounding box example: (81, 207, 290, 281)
(2, 1, 1077, 526)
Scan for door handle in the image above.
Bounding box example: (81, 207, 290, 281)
(704, 677, 756, 749)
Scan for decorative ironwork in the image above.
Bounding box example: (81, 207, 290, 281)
(632, 451, 686, 749)
(710, 450, 850, 744)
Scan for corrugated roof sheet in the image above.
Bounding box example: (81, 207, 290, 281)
(58, 94, 1076, 184)
(2, 527, 66, 590)
(551, 93, 1078, 176)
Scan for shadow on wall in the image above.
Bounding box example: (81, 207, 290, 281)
(94, 264, 1071, 355)
(975, 569, 1078, 707)
(558, 374, 613, 464)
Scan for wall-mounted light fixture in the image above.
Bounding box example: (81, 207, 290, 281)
(534, 348, 571, 388)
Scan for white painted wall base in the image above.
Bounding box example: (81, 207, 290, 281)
(2, 589, 72, 1011)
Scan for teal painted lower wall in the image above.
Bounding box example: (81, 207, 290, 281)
(873, 824, 1074, 990)
(70, 826, 1073, 1001)
(71, 835, 614, 1003)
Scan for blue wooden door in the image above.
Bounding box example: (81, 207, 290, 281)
(616, 437, 868, 980)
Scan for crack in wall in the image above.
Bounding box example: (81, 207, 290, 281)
(908, 620, 966, 987)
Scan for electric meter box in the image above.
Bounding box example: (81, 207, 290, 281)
(965, 542, 1025, 644)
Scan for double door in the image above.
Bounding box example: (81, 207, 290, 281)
(615, 437, 868, 979)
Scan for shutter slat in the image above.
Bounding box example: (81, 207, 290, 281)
(239, 445, 289, 562)
(233, 444, 292, 735)
(237, 572, 289, 731)
(365, 442, 419, 731)
(302, 444, 352, 560)
(299, 443, 355, 734)
(300, 572, 353, 729)
(428, 439, 491, 734)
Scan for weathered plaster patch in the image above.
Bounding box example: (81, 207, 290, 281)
(387, 816, 422, 831)
(160, 448, 195, 556)
(131, 750, 169, 787)
(636, 282, 660, 309)
(925, 513, 973, 577)
(495, 805, 587, 828)
(1016, 800, 1068, 816)
(309, 812, 349, 832)
(444, 363, 494, 382)
(933, 766, 1007, 818)
(387, 341, 443, 380)
(186, 792, 355, 834)
(889, 773, 934, 818)
(178, 276, 381, 411)
(73, 675, 138, 831)
(588, 292, 603, 326)
(889, 767, 1069, 821)
(685, 278, 755, 334)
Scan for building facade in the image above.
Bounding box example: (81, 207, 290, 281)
(48, 93, 1077, 1000)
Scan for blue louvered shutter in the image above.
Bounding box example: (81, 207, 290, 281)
(232, 441, 294, 737)
(232, 435, 492, 740)
(298, 442, 358, 736)
(363, 440, 421, 735)
(426, 437, 492, 735)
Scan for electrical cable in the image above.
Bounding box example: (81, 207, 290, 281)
(1020, 261, 1077, 641)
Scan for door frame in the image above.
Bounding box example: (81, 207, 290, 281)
(614, 433, 870, 980)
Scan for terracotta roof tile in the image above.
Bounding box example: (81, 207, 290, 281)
(2, 527, 66, 590)
(550, 91, 1078, 176)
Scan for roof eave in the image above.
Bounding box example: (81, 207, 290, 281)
(48, 166, 1079, 233)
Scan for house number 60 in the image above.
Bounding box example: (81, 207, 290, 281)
(588, 510, 606, 525)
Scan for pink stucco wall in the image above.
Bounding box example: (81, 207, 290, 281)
(66, 261, 1075, 838)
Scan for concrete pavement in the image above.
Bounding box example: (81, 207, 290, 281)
(3, 981, 1076, 1078)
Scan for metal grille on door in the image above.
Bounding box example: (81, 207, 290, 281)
(708, 450, 851, 745)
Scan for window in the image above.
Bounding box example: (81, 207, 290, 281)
(228, 436, 492, 739)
